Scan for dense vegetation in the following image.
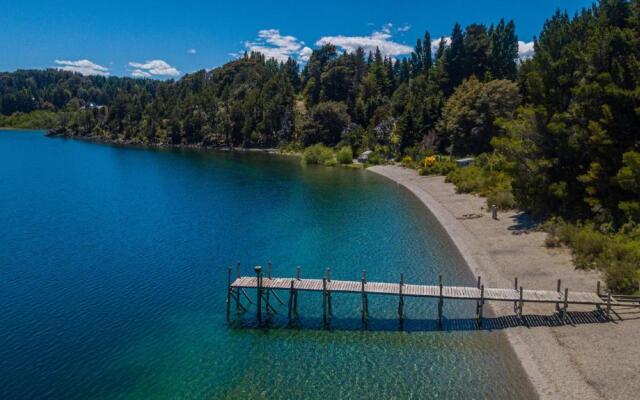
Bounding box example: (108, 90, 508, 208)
(1, 18, 520, 151)
(443, 0, 640, 292)
(1, 0, 638, 292)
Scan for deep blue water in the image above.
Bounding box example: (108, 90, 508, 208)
(0, 130, 534, 399)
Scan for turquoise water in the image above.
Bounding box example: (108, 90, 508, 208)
(0, 130, 534, 399)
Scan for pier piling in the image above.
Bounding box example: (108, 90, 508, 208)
(255, 266, 263, 323)
(288, 279, 294, 322)
(361, 270, 368, 326)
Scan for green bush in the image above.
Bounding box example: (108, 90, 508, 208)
(324, 157, 338, 167)
(303, 144, 334, 165)
(420, 156, 458, 176)
(544, 220, 640, 294)
(446, 166, 485, 193)
(562, 224, 606, 269)
(600, 239, 640, 293)
(366, 152, 385, 165)
(486, 189, 516, 210)
(336, 146, 353, 165)
(401, 155, 415, 169)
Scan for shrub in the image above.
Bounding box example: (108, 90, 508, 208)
(446, 166, 485, 193)
(423, 155, 437, 169)
(486, 189, 516, 210)
(366, 152, 385, 165)
(565, 225, 607, 269)
(600, 239, 640, 294)
(303, 144, 334, 165)
(324, 157, 338, 167)
(401, 155, 415, 169)
(336, 146, 353, 165)
(543, 220, 640, 293)
(421, 156, 457, 176)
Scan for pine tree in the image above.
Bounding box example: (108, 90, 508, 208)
(411, 38, 424, 77)
(422, 31, 433, 72)
(443, 23, 465, 93)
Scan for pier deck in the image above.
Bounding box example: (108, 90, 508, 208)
(226, 264, 639, 327)
(231, 276, 610, 305)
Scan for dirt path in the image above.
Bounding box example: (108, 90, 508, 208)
(369, 165, 640, 400)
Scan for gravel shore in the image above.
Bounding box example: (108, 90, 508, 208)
(369, 165, 640, 400)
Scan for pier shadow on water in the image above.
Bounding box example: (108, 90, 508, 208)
(230, 309, 614, 333)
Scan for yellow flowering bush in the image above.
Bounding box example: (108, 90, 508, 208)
(423, 155, 437, 168)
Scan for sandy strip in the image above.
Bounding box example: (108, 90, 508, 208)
(369, 165, 640, 400)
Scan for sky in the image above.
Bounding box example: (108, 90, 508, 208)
(0, 0, 595, 78)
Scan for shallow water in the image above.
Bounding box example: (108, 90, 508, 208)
(0, 130, 535, 399)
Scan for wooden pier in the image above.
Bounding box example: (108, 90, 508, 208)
(226, 263, 639, 328)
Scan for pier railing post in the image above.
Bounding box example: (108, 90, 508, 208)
(288, 279, 294, 323)
(606, 291, 612, 320)
(322, 277, 327, 326)
(326, 268, 332, 324)
(293, 267, 300, 315)
(556, 279, 562, 312)
(398, 273, 404, 326)
(266, 262, 272, 318)
(514, 277, 519, 314)
(475, 276, 481, 319)
(438, 275, 444, 329)
(478, 285, 485, 328)
(235, 262, 241, 312)
(562, 288, 569, 324)
(518, 286, 524, 319)
(255, 266, 263, 323)
(361, 270, 368, 326)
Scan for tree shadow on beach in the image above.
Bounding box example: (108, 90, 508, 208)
(507, 212, 540, 235)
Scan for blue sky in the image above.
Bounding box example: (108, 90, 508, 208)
(1, 0, 594, 78)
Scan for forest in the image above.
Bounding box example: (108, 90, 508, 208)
(1, 0, 639, 292)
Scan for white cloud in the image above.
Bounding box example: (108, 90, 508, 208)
(518, 41, 535, 60)
(127, 59, 181, 78)
(187, 48, 197, 54)
(316, 24, 413, 58)
(428, 37, 534, 60)
(131, 69, 152, 78)
(299, 46, 313, 62)
(430, 36, 451, 54)
(54, 59, 110, 76)
(243, 29, 307, 62)
(397, 24, 412, 33)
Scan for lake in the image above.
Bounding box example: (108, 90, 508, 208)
(0, 130, 534, 399)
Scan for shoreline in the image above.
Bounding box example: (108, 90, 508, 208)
(369, 165, 640, 400)
(44, 131, 294, 155)
(368, 165, 551, 399)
